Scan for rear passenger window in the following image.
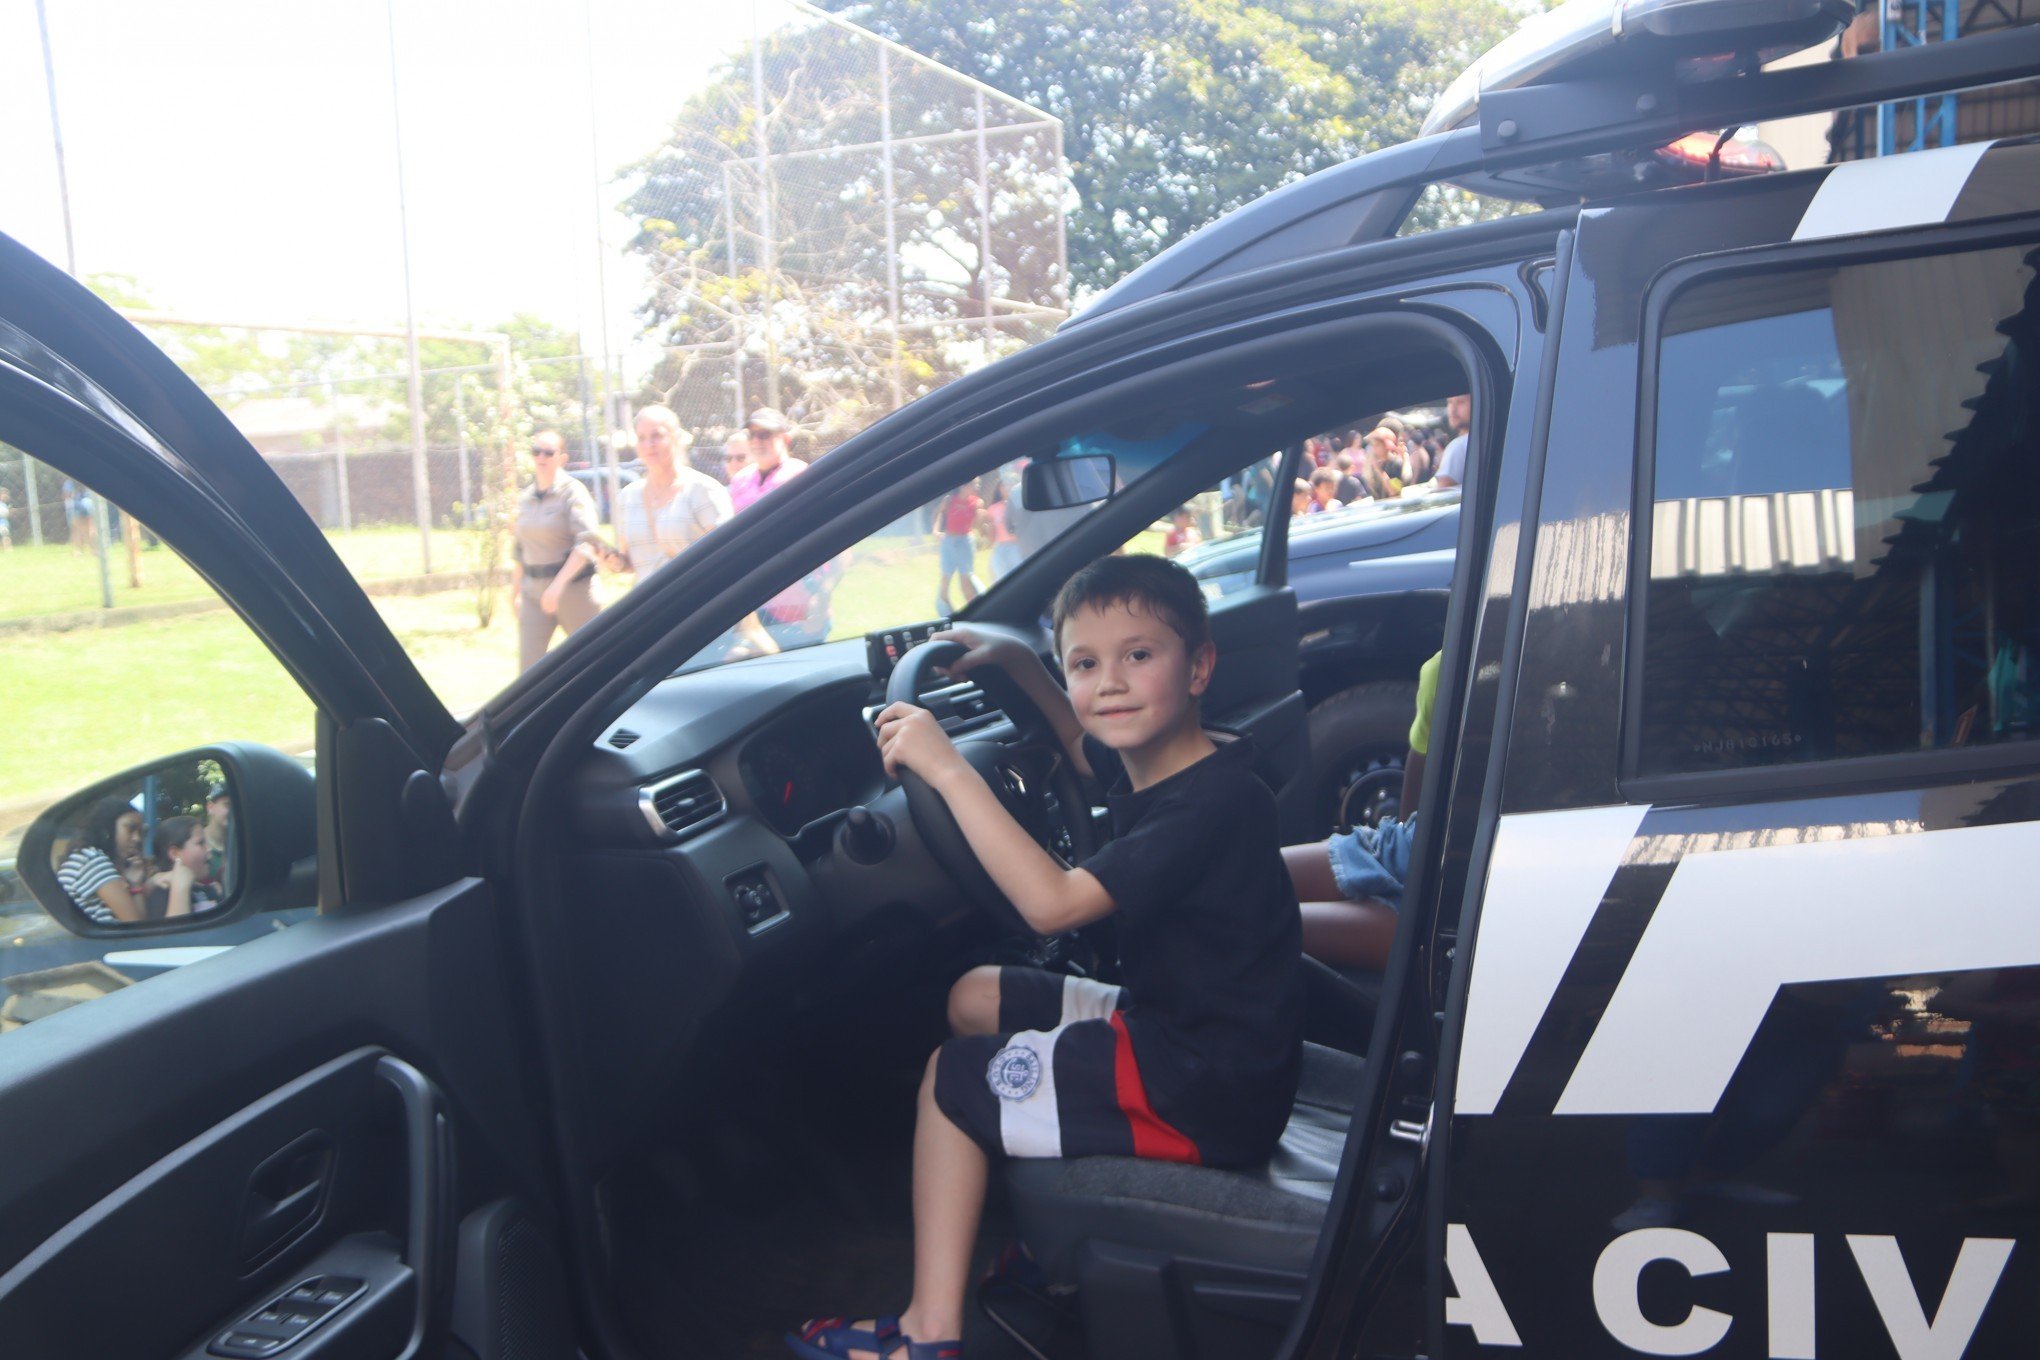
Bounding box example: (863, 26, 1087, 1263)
(1638, 238, 2040, 776)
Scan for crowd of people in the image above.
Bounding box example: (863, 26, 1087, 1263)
(508, 395, 1472, 672)
(1285, 396, 1469, 519)
(511, 403, 827, 672)
(56, 783, 234, 925)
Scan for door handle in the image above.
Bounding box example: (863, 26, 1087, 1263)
(239, 1130, 334, 1269)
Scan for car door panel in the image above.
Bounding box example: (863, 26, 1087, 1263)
(0, 881, 555, 1360)
(1206, 584, 1312, 837)
(0, 1048, 422, 1360)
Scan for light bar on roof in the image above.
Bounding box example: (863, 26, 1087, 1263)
(1422, 0, 1854, 139)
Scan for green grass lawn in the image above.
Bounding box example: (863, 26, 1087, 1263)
(0, 527, 480, 621)
(0, 591, 518, 818)
(1, 527, 1171, 818)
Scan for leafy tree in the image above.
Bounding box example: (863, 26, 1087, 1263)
(811, 0, 1527, 292)
(621, 15, 1073, 438)
(618, 0, 1526, 438)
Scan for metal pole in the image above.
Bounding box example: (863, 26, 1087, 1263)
(583, 0, 621, 508)
(34, 0, 79, 277)
(33, 0, 69, 552)
(879, 47, 904, 411)
(751, 0, 780, 407)
(975, 89, 994, 362)
(455, 375, 472, 524)
(1936, 0, 1958, 149)
(576, 354, 600, 499)
(1877, 1, 1896, 157)
(386, 0, 433, 574)
(23, 452, 44, 547)
(329, 380, 352, 531)
(91, 494, 113, 609)
(1052, 122, 1070, 312)
(723, 162, 746, 424)
(498, 338, 517, 586)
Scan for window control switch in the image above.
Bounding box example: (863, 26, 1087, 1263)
(211, 1274, 366, 1357)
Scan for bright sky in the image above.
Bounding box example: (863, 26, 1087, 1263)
(0, 0, 765, 356)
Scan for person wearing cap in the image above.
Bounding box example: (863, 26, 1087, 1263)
(512, 429, 606, 672)
(203, 783, 234, 895)
(728, 407, 807, 513)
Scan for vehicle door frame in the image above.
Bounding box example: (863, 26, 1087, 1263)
(478, 263, 1533, 1354)
(1220, 251, 1559, 1359)
(0, 246, 558, 1359)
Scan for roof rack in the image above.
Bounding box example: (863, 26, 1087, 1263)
(1077, 23, 2040, 327)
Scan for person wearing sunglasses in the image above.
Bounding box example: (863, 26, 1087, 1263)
(511, 429, 605, 671)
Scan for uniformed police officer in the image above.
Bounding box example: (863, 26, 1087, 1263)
(511, 429, 604, 671)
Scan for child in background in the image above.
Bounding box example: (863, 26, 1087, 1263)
(146, 815, 218, 920)
(1162, 505, 1201, 557)
(936, 484, 986, 613)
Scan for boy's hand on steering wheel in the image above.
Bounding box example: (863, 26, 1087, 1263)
(873, 701, 970, 786)
(932, 626, 1031, 679)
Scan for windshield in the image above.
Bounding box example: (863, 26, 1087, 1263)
(673, 419, 1224, 670)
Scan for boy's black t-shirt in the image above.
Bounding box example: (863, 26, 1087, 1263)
(1079, 733, 1303, 1165)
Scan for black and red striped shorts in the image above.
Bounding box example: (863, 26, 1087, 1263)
(931, 966, 1203, 1164)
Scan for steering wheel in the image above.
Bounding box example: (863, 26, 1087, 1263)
(884, 637, 1097, 928)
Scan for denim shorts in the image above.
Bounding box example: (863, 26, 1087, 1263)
(1325, 815, 1417, 911)
(939, 533, 976, 573)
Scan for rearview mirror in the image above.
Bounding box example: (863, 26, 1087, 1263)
(17, 744, 317, 938)
(1022, 455, 1116, 511)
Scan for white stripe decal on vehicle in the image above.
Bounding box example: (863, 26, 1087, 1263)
(1556, 819, 2040, 1116)
(1453, 804, 1650, 1117)
(1792, 139, 1996, 242)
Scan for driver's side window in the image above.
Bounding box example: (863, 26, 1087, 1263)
(0, 455, 318, 1034)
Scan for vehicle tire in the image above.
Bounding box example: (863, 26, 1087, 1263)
(1308, 680, 1417, 835)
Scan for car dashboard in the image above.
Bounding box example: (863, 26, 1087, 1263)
(559, 635, 1043, 1152)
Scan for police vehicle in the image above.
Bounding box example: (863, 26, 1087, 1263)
(3, 1, 2038, 1357)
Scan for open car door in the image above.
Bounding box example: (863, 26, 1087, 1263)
(1202, 447, 1315, 842)
(0, 238, 576, 1359)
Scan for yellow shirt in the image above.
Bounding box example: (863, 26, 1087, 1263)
(1409, 651, 1442, 756)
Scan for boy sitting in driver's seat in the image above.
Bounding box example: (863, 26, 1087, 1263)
(790, 554, 1302, 1360)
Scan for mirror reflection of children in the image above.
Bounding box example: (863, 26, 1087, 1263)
(792, 556, 1302, 1360)
(56, 796, 149, 924)
(145, 816, 219, 919)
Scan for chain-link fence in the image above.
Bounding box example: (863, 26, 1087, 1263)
(7, 0, 1067, 618)
(627, 0, 1069, 453)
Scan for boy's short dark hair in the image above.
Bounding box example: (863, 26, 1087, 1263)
(1051, 553, 1211, 655)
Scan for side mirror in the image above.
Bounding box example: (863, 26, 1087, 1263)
(16, 743, 317, 939)
(1022, 455, 1116, 511)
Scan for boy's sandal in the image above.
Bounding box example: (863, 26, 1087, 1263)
(786, 1314, 961, 1360)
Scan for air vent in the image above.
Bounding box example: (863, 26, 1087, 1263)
(638, 769, 725, 841)
(920, 679, 1005, 737)
(607, 728, 642, 749)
